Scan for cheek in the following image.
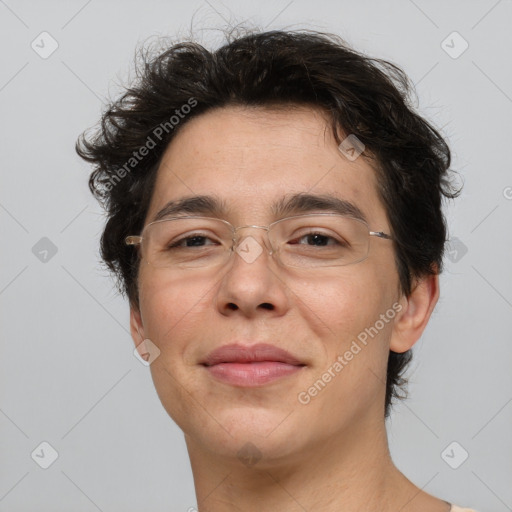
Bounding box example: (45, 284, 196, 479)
(287, 265, 391, 337)
(137, 272, 216, 428)
(286, 265, 397, 390)
(137, 270, 215, 351)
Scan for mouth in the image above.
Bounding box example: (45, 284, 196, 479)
(201, 343, 306, 387)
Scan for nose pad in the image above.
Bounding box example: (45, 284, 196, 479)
(232, 229, 273, 265)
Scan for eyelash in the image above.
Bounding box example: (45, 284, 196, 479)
(166, 231, 345, 249)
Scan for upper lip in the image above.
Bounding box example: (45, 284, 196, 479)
(202, 343, 305, 366)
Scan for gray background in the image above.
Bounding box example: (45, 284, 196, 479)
(1, 0, 511, 511)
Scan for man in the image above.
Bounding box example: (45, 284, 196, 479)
(77, 29, 477, 511)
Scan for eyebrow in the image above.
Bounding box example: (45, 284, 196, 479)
(151, 193, 367, 224)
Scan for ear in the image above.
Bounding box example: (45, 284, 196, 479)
(130, 306, 145, 349)
(390, 273, 440, 353)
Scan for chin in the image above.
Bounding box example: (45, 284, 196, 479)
(186, 406, 309, 464)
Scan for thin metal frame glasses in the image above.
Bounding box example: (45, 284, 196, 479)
(125, 213, 393, 270)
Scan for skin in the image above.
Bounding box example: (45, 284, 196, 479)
(129, 105, 450, 511)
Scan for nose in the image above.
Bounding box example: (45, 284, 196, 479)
(214, 227, 289, 318)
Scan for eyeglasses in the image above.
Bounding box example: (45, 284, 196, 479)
(125, 214, 392, 270)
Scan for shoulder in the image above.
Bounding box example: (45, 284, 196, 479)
(450, 505, 479, 512)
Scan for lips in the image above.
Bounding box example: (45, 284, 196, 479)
(201, 343, 306, 386)
(202, 343, 304, 366)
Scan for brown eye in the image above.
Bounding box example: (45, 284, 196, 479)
(169, 235, 217, 249)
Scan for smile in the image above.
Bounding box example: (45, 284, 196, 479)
(201, 343, 306, 387)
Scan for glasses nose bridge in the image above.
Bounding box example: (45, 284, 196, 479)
(232, 224, 273, 253)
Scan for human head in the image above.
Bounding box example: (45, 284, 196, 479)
(76, 28, 459, 419)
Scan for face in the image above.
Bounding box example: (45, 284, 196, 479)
(130, 105, 405, 465)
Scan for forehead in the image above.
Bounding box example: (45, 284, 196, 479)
(147, 105, 386, 225)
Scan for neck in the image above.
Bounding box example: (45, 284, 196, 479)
(185, 414, 416, 512)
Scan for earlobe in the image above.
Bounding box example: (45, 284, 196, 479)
(130, 307, 145, 348)
(390, 273, 440, 354)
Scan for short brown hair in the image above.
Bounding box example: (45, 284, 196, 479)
(76, 28, 460, 417)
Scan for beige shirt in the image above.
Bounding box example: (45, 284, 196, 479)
(451, 506, 478, 512)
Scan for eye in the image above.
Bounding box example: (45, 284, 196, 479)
(289, 230, 347, 247)
(167, 234, 220, 249)
(297, 233, 337, 246)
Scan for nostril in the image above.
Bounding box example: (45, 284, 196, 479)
(259, 303, 274, 310)
(227, 303, 238, 311)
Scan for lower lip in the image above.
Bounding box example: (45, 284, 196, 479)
(204, 362, 304, 386)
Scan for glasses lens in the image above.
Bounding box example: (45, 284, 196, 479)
(270, 215, 370, 268)
(142, 217, 232, 268)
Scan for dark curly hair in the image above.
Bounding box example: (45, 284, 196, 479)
(76, 28, 460, 418)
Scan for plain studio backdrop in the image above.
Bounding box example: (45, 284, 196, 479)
(1, 1, 511, 511)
